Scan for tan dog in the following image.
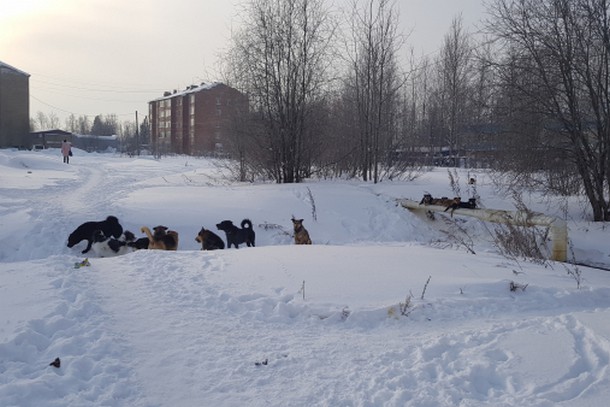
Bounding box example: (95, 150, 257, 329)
(140, 225, 179, 250)
(291, 218, 312, 245)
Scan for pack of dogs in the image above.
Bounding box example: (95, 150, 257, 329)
(67, 215, 313, 257)
(419, 193, 478, 216)
(68, 193, 479, 258)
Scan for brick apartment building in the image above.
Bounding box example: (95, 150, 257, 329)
(148, 82, 247, 156)
(0, 61, 30, 149)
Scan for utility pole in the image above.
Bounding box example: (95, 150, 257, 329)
(135, 110, 140, 156)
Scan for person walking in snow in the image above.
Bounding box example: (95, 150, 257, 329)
(61, 139, 72, 164)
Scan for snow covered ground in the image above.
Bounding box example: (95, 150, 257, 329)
(1, 148, 610, 406)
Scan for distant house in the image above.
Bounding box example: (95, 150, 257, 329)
(30, 129, 74, 149)
(148, 82, 248, 156)
(0, 61, 30, 149)
(29, 129, 119, 152)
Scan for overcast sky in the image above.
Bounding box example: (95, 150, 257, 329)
(0, 0, 486, 126)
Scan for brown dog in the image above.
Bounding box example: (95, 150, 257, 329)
(195, 227, 225, 250)
(291, 218, 312, 245)
(140, 225, 179, 250)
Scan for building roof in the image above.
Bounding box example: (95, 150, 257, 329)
(30, 129, 73, 136)
(150, 82, 222, 102)
(0, 61, 30, 77)
(74, 133, 118, 140)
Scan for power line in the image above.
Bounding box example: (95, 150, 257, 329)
(31, 77, 164, 94)
(33, 85, 152, 104)
(30, 94, 137, 118)
(29, 71, 167, 92)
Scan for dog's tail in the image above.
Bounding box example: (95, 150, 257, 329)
(140, 226, 154, 241)
(241, 219, 253, 229)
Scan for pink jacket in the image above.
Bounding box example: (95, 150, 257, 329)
(61, 141, 71, 156)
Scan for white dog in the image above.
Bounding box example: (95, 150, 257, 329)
(91, 230, 135, 257)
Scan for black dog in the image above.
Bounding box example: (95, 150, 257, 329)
(216, 219, 255, 249)
(127, 236, 150, 250)
(195, 227, 225, 250)
(67, 216, 123, 254)
(106, 230, 151, 252)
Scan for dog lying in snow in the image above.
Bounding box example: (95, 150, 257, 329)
(444, 197, 477, 211)
(91, 230, 136, 257)
(419, 194, 477, 216)
(419, 194, 454, 207)
(126, 235, 150, 250)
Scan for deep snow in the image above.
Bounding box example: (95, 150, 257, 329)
(1, 148, 610, 406)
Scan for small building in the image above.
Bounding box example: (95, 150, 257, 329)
(0, 61, 30, 149)
(29, 129, 119, 152)
(148, 82, 248, 156)
(30, 129, 74, 150)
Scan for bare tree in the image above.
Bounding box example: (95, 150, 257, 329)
(33, 111, 60, 131)
(434, 15, 474, 166)
(35, 111, 49, 131)
(487, 0, 610, 220)
(225, 0, 336, 183)
(77, 115, 91, 135)
(48, 112, 60, 129)
(65, 114, 78, 134)
(343, 0, 404, 182)
(120, 120, 138, 155)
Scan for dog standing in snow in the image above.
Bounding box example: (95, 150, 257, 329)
(216, 219, 255, 249)
(141, 225, 179, 250)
